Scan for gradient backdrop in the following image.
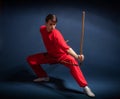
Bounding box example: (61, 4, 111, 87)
(0, 0, 120, 99)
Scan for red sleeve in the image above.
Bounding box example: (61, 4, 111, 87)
(54, 29, 70, 52)
(40, 25, 45, 33)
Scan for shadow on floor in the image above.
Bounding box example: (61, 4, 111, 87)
(35, 77, 84, 94)
(3, 66, 84, 95)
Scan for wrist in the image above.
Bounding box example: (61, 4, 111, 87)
(76, 55, 79, 59)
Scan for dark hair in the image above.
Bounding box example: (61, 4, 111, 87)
(45, 14, 57, 23)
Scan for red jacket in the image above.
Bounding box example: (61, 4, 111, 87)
(40, 25, 70, 61)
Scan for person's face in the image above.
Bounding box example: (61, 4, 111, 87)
(46, 20, 56, 32)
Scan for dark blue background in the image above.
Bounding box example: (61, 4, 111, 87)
(0, 0, 120, 99)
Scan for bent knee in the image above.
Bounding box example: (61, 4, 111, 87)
(26, 56, 37, 65)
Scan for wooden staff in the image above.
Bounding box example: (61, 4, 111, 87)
(80, 11, 85, 55)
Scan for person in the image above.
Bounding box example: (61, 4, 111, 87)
(27, 14, 95, 97)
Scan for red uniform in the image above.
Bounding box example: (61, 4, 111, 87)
(27, 25, 88, 87)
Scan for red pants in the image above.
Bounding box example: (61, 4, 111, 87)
(27, 53, 88, 87)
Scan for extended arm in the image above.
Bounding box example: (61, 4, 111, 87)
(67, 48, 84, 62)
